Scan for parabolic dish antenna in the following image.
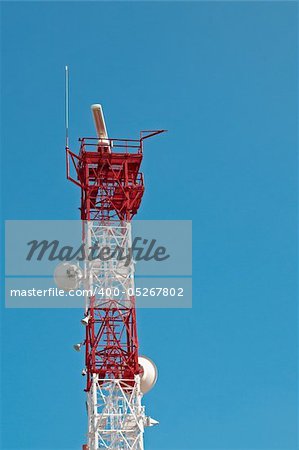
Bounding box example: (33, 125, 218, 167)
(54, 262, 83, 291)
(138, 356, 158, 394)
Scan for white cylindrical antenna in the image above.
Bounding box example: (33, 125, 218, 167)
(65, 65, 69, 148)
(91, 104, 108, 139)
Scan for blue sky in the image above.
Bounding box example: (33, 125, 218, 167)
(1, 2, 297, 450)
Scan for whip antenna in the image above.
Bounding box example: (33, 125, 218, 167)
(65, 65, 69, 148)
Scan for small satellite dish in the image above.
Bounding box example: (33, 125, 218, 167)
(54, 262, 83, 291)
(138, 356, 158, 394)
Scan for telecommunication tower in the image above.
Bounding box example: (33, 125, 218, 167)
(58, 99, 165, 449)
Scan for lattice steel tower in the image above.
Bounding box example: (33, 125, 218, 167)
(65, 104, 165, 450)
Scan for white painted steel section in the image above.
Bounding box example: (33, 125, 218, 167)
(87, 377, 146, 450)
(86, 222, 135, 308)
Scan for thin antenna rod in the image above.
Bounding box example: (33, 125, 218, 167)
(65, 65, 69, 148)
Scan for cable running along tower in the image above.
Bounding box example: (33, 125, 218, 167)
(65, 103, 165, 450)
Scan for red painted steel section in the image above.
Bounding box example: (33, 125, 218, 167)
(85, 298, 139, 386)
(74, 138, 145, 221)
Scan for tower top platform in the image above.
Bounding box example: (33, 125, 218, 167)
(66, 131, 166, 221)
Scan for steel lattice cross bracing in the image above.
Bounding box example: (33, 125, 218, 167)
(66, 108, 165, 450)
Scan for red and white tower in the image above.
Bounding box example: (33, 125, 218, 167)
(65, 104, 165, 449)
